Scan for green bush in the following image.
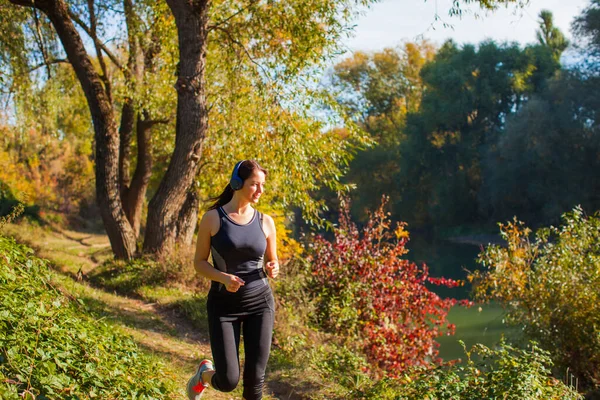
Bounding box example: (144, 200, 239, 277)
(470, 207, 600, 390)
(354, 340, 582, 400)
(0, 236, 178, 399)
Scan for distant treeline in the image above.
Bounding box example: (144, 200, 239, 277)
(329, 7, 600, 233)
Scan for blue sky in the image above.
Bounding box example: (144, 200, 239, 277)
(340, 0, 589, 53)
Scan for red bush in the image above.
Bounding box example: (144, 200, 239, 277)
(307, 196, 471, 376)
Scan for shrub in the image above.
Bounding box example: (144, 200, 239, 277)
(0, 127, 95, 218)
(470, 206, 600, 390)
(0, 182, 38, 220)
(0, 199, 25, 230)
(306, 196, 471, 376)
(355, 340, 583, 399)
(0, 236, 178, 399)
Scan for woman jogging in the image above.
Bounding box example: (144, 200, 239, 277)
(187, 159, 279, 400)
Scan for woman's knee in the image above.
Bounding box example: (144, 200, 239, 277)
(213, 371, 239, 392)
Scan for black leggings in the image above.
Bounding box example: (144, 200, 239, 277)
(207, 288, 275, 400)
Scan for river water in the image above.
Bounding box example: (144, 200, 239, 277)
(405, 233, 522, 360)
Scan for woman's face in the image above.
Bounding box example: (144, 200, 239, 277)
(241, 170, 266, 204)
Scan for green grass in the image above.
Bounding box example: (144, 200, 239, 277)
(437, 302, 523, 362)
(0, 235, 180, 399)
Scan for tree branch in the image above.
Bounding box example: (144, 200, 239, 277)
(28, 58, 69, 72)
(123, 0, 140, 82)
(209, 27, 305, 141)
(32, 9, 52, 78)
(87, 0, 112, 103)
(208, 0, 259, 32)
(211, 25, 269, 78)
(68, 9, 124, 71)
(8, 0, 36, 6)
(147, 118, 171, 126)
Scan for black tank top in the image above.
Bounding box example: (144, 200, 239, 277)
(209, 206, 268, 295)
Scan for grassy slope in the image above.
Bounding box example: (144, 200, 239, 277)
(1, 222, 267, 400)
(0, 235, 181, 398)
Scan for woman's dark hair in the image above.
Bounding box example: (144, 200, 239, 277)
(207, 160, 268, 210)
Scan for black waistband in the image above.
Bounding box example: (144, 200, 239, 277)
(210, 268, 267, 294)
(239, 268, 267, 284)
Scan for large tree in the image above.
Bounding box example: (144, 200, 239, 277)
(479, 72, 600, 224)
(330, 41, 436, 221)
(408, 40, 560, 228)
(2, 0, 527, 258)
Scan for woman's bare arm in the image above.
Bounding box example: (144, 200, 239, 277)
(263, 214, 279, 279)
(194, 210, 245, 292)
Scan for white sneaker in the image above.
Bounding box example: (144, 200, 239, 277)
(186, 359, 214, 400)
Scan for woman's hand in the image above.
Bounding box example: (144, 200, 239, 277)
(265, 260, 279, 279)
(224, 274, 245, 292)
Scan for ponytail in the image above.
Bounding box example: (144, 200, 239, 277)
(207, 184, 235, 211)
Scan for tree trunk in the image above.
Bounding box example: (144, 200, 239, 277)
(176, 189, 199, 246)
(11, 0, 137, 259)
(119, 99, 135, 195)
(143, 0, 209, 255)
(123, 114, 153, 238)
(119, 0, 148, 240)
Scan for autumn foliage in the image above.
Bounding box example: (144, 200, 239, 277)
(306, 196, 471, 376)
(470, 207, 600, 390)
(0, 126, 94, 218)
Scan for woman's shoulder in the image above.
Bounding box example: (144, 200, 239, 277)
(259, 211, 273, 222)
(200, 208, 221, 234)
(201, 208, 220, 221)
(258, 211, 275, 230)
